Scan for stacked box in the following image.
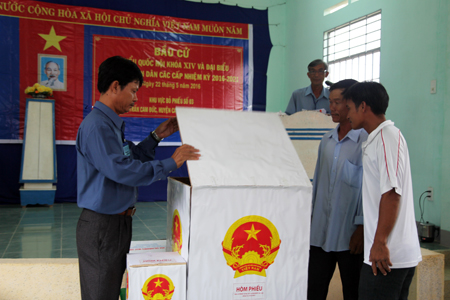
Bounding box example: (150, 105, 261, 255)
(127, 252, 186, 300)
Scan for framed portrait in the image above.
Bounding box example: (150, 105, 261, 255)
(38, 54, 67, 92)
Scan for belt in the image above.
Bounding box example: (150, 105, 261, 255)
(118, 207, 136, 216)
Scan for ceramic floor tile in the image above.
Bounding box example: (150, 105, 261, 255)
(150, 227, 167, 239)
(140, 210, 167, 217)
(0, 210, 25, 218)
(0, 233, 13, 245)
(7, 236, 62, 252)
(153, 202, 167, 211)
(132, 232, 158, 241)
(9, 229, 61, 241)
(142, 219, 167, 228)
(0, 243, 8, 256)
(61, 229, 77, 239)
(0, 215, 23, 224)
(62, 220, 80, 227)
(62, 238, 77, 249)
(0, 227, 18, 235)
(15, 226, 61, 234)
(62, 248, 78, 258)
(132, 228, 153, 236)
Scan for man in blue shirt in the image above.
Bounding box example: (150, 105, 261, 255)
(285, 59, 330, 115)
(308, 79, 367, 300)
(76, 56, 200, 300)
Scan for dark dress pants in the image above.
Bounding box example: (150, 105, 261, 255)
(76, 209, 132, 300)
(358, 263, 415, 300)
(308, 246, 363, 300)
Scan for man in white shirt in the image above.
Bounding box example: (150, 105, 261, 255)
(344, 82, 421, 300)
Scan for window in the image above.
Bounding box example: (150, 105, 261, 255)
(323, 10, 381, 83)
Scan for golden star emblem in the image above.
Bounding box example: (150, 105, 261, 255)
(154, 279, 163, 288)
(244, 224, 261, 241)
(38, 26, 67, 52)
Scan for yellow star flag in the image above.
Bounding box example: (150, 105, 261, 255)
(38, 26, 67, 52)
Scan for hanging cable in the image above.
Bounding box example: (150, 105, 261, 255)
(418, 190, 429, 224)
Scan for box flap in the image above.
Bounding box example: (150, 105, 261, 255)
(127, 251, 185, 268)
(176, 107, 310, 187)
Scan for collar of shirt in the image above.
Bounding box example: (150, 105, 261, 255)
(327, 124, 363, 143)
(305, 84, 330, 100)
(94, 101, 124, 133)
(362, 120, 394, 150)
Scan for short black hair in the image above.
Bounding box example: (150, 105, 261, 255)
(329, 79, 358, 94)
(97, 56, 143, 94)
(308, 59, 328, 72)
(343, 81, 389, 115)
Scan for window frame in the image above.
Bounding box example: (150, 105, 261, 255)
(323, 10, 382, 83)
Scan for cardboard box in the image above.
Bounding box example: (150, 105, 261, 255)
(166, 108, 312, 300)
(127, 252, 186, 300)
(129, 240, 166, 254)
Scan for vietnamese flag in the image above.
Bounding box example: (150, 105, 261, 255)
(19, 18, 84, 140)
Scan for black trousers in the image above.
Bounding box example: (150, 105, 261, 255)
(76, 209, 132, 300)
(308, 246, 363, 300)
(358, 263, 415, 300)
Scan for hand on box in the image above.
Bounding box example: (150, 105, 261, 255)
(172, 144, 200, 168)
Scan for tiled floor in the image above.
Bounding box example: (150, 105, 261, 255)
(0, 202, 167, 259)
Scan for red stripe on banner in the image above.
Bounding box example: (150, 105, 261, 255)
(381, 129, 391, 181)
(0, 0, 249, 39)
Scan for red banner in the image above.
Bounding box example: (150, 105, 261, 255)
(1, 0, 251, 140)
(93, 36, 244, 118)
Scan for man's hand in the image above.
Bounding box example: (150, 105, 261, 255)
(172, 144, 200, 168)
(349, 225, 363, 254)
(369, 188, 400, 276)
(369, 240, 392, 276)
(155, 117, 178, 139)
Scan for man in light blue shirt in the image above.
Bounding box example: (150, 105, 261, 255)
(76, 56, 200, 300)
(308, 79, 367, 300)
(285, 59, 330, 115)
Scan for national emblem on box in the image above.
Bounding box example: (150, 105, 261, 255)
(172, 209, 182, 254)
(141, 274, 175, 300)
(222, 215, 281, 278)
(127, 252, 186, 300)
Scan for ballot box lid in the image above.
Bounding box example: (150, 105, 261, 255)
(127, 251, 186, 268)
(176, 107, 310, 188)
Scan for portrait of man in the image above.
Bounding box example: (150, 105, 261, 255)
(38, 54, 67, 91)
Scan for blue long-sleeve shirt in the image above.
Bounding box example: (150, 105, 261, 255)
(76, 101, 177, 214)
(285, 85, 330, 115)
(310, 125, 368, 252)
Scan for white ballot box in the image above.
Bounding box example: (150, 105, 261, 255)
(129, 240, 166, 254)
(127, 251, 186, 300)
(166, 108, 312, 300)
